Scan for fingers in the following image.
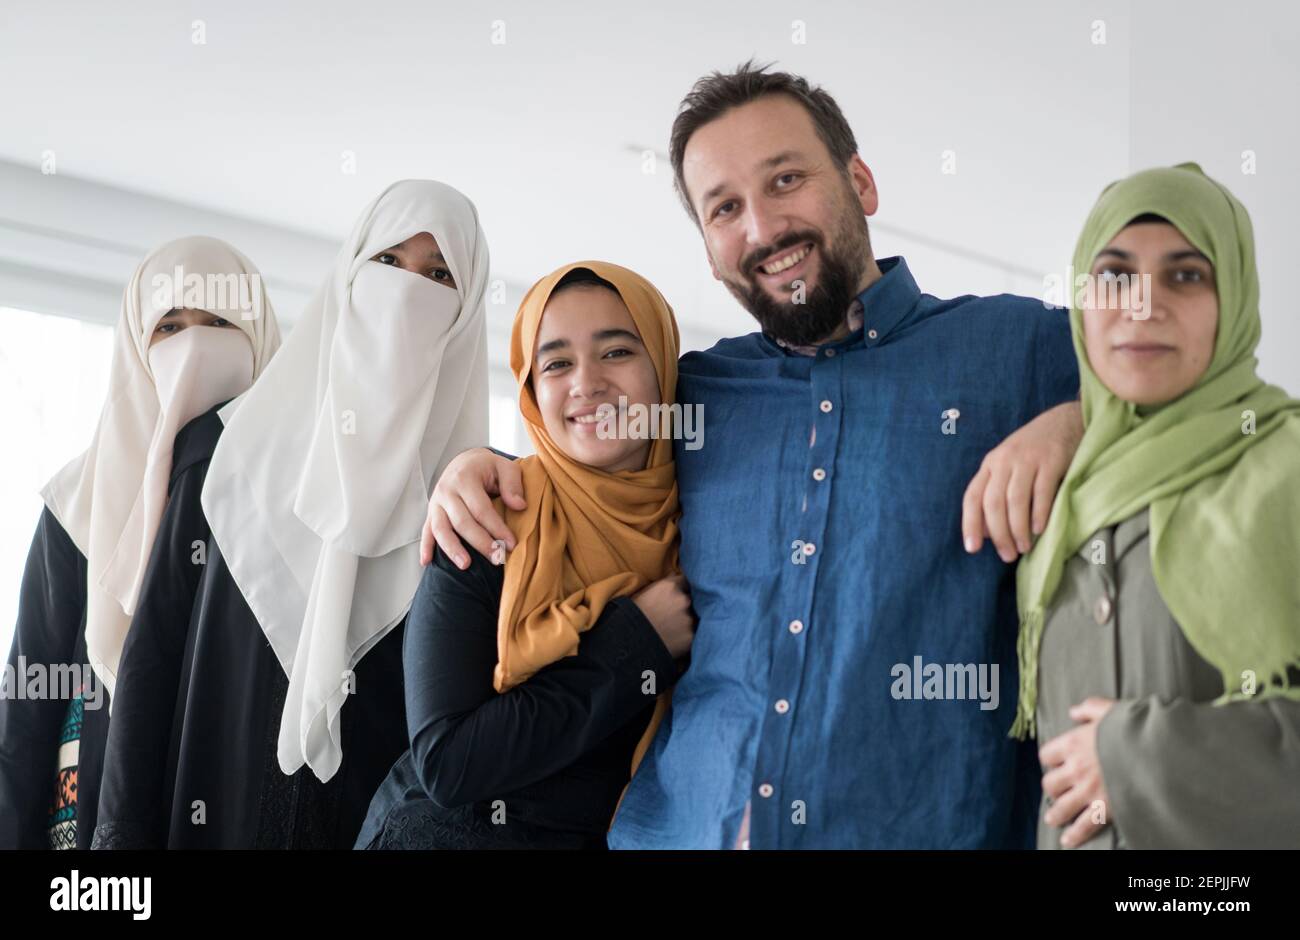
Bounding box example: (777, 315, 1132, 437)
(494, 457, 527, 511)
(1060, 812, 1104, 849)
(420, 512, 436, 566)
(430, 504, 471, 570)
(1031, 458, 1063, 536)
(462, 482, 517, 552)
(1040, 763, 1072, 801)
(1005, 463, 1035, 555)
(1038, 732, 1068, 771)
(444, 492, 504, 562)
(981, 462, 1017, 563)
(1043, 779, 1091, 830)
(961, 466, 989, 554)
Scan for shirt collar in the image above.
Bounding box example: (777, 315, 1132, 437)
(773, 256, 921, 357)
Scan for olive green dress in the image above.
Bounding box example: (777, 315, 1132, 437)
(1035, 508, 1300, 849)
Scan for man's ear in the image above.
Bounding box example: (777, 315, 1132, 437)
(848, 154, 879, 217)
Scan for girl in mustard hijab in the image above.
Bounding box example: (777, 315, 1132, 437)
(356, 261, 693, 849)
(1014, 164, 1300, 849)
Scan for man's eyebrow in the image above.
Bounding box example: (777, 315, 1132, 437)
(1095, 248, 1133, 261)
(699, 150, 808, 209)
(758, 150, 805, 171)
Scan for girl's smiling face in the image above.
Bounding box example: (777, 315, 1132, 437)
(1082, 219, 1219, 407)
(532, 283, 660, 473)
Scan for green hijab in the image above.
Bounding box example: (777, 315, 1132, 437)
(1011, 162, 1300, 739)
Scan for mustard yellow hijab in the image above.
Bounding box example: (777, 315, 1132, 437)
(495, 261, 681, 709)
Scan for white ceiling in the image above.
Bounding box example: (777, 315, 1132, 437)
(1, 0, 1295, 382)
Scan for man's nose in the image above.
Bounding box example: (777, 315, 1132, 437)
(743, 198, 791, 257)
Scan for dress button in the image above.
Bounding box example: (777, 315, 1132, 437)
(775, 699, 790, 714)
(802, 542, 816, 556)
(758, 783, 774, 798)
(812, 467, 826, 481)
(825, 348, 837, 357)
(819, 399, 833, 413)
(867, 329, 878, 339)
(789, 619, 804, 634)
(1093, 595, 1113, 624)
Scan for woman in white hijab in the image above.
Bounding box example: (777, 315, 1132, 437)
(0, 236, 279, 849)
(92, 180, 490, 849)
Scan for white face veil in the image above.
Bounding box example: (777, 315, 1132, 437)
(41, 236, 281, 696)
(200, 180, 491, 782)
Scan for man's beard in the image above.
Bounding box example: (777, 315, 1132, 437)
(720, 211, 871, 348)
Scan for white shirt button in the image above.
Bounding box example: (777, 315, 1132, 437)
(775, 699, 790, 714)
(867, 329, 878, 339)
(758, 783, 774, 798)
(819, 399, 833, 413)
(825, 348, 837, 357)
(802, 542, 816, 556)
(812, 467, 826, 481)
(789, 619, 804, 634)
(1094, 595, 1113, 625)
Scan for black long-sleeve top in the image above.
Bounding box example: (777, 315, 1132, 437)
(355, 544, 677, 850)
(91, 405, 408, 849)
(0, 507, 109, 849)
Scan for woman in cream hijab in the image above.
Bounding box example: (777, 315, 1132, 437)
(1014, 164, 1300, 849)
(93, 180, 490, 849)
(357, 261, 694, 850)
(0, 236, 279, 849)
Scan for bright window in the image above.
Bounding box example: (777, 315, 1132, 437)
(0, 308, 114, 656)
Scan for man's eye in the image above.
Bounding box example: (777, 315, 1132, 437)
(376, 253, 398, 265)
(156, 323, 177, 333)
(541, 359, 569, 372)
(776, 172, 800, 187)
(430, 269, 452, 282)
(212, 317, 232, 327)
(714, 201, 736, 219)
(604, 348, 632, 359)
(1096, 267, 1125, 281)
(1172, 268, 1204, 283)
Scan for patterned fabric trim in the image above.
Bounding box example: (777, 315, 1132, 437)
(47, 689, 84, 850)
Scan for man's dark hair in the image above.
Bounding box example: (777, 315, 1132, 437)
(552, 266, 619, 296)
(669, 59, 860, 225)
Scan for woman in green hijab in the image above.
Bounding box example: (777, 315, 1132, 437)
(1013, 163, 1300, 849)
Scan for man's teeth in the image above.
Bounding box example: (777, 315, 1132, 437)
(761, 245, 811, 275)
(570, 413, 603, 424)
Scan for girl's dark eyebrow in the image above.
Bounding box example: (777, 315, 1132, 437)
(536, 328, 642, 359)
(593, 328, 641, 344)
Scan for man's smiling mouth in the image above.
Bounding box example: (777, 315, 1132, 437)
(758, 243, 813, 276)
